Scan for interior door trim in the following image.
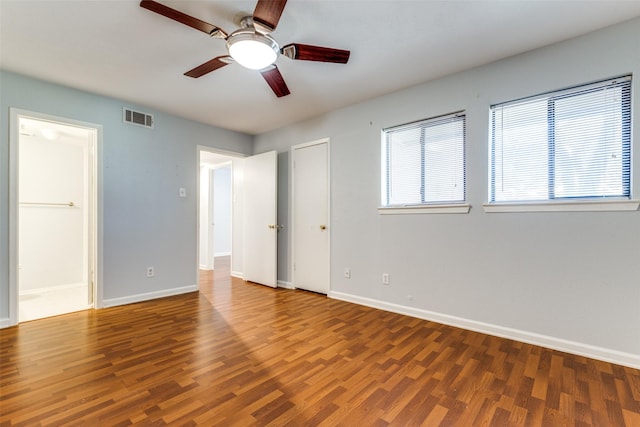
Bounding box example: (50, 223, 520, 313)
(8, 108, 104, 326)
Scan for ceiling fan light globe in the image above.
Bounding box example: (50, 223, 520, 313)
(227, 32, 279, 70)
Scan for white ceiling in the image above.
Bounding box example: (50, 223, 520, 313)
(2, 1, 639, 135)
(19, 117, 91, 145)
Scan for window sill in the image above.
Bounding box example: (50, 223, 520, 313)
(483, 199, 640, 213)
(378, 204, 471, 215)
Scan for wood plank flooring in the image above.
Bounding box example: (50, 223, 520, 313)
(2, 257, 640, 426)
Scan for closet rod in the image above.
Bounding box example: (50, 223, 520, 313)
(20, 201, 75, 207)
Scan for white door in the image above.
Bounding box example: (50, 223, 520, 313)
(292, 139, 329, 294)
(243, 151, 278, 287)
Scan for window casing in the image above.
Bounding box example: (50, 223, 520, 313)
(382, 113, 466, 207)
(489, 76, 632, 203)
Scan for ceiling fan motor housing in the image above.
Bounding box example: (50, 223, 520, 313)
(226, 28, 280, 70)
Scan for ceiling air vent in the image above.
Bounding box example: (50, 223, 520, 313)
(123, 107, 154, 128)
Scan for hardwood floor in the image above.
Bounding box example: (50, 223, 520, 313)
(2, 257, 640, 426)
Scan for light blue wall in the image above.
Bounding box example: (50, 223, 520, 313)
(254, 18, 640, 363)
(0, 71, 252, 319)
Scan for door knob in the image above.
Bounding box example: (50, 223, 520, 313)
(320, 225, 327, 230)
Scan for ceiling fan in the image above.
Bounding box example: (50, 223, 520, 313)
(140, 0, 351, 97)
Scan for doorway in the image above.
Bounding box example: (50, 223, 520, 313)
(199, 152, 233, 271)
(10, 110, 99, 323)
(197, 147, 279, 290)
(198, 149, 239, 290)
(292, 138, 330, 294)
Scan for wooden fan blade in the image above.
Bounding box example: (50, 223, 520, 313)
(140, 0, 227, 37)
(253, 0, 287, 33)
(184, 56, 231, 78)
(281, 43, 350, 63)
(260, 66, 290, 97)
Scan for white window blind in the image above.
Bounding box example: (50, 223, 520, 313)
(382, 113, 465, 206)
(490, 76, 631, 203)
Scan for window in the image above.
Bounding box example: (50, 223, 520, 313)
(381, 112, 465, 208)
(489, 76, 631, 204)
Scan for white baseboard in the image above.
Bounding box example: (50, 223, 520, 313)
(214, 252, 231, 257)
(277, 280, 294, 290)
(0, 317, 12, 329)
(102, 284, 198, 308)
(329, 291, 640, 370)
(199, 264, 210, 270)
(231, 271, 243, 279)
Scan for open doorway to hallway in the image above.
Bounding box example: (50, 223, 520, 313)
(198, 149, 242, 293)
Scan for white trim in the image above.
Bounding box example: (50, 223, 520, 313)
(328, 290, 640, 370)
(483, 199, 639, 213)
(8, 109, 104, 323)
(102, 285, 197, 308)
(199, 264, 211, 271)
(290, 138, 329, 151)
(9, 111, 18, 325)
(379, 204, 471, 215)
(214, 251, 231, 257)
(0, 318, 12, 329)
(277, 280, 294, 289)
(92, 122, 104, 309)
(231, 271, 244, 279)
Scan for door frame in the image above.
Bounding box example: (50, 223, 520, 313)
(8, 108, 103, 326)
(290, 137, 331, 292)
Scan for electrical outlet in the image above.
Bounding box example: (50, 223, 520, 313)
(179, 187, 186, 198)
(147, 266, 154, 277)
(382, 273, 390, 285)
(344, 268, 351, 279)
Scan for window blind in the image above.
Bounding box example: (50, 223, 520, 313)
(490, 76, 631, 203)
(383, 113, 465, 206)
